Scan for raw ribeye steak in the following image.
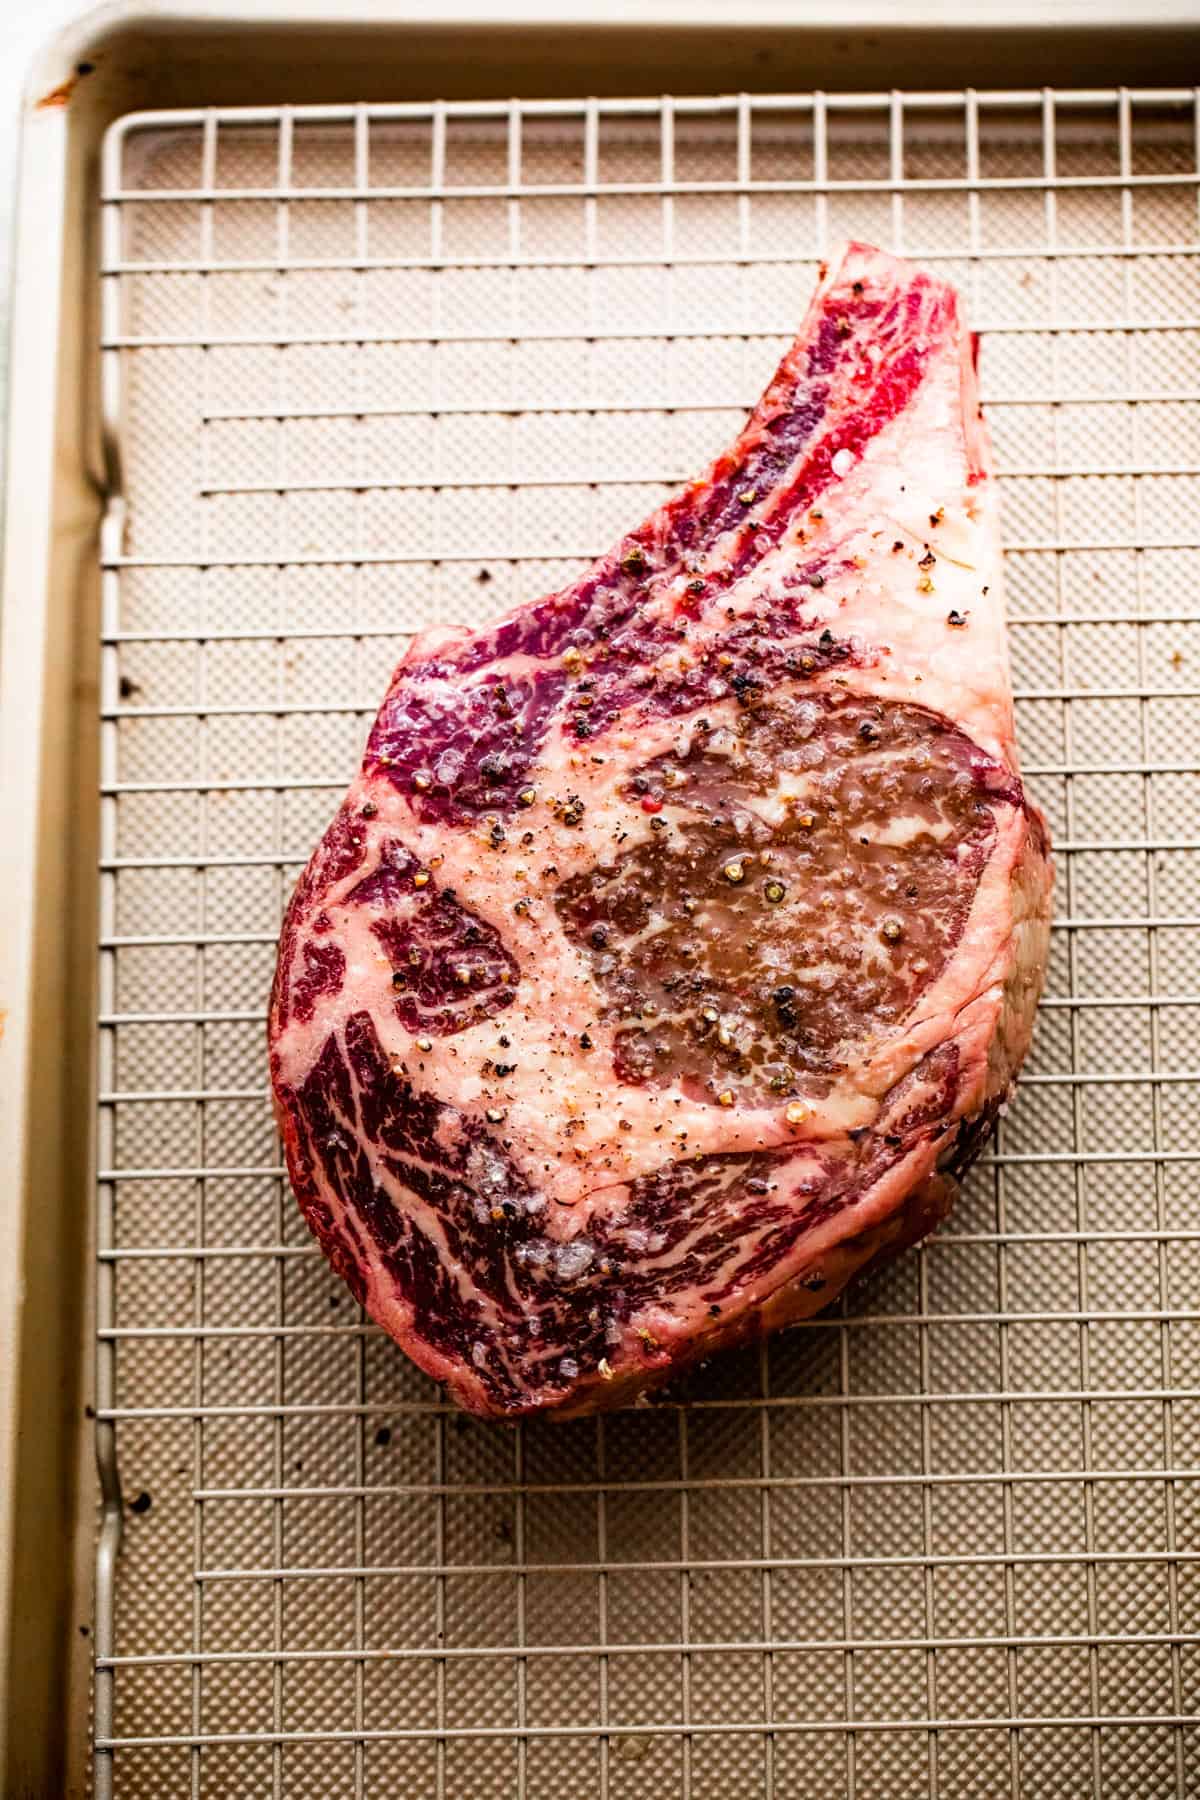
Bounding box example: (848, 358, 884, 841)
(270, 241, 1053, 1418)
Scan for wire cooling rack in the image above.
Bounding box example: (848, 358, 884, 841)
(94, 89, 1200, 1799)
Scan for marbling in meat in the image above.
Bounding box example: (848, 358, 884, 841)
(269, 241, 1053, 1418)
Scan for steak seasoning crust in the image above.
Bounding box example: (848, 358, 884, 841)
(269, 242, 1053, 1419)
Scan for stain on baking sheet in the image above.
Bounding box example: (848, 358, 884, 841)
(36, 61, 97, 110)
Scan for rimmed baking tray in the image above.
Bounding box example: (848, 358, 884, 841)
(3, 8, 1200, 1797)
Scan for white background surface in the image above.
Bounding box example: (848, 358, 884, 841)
(0, 0, 82, 445)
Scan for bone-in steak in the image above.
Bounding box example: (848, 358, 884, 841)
(269, 241, 1053, 1418)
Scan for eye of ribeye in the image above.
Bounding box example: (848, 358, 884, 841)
(554, 692, 1003, 1105)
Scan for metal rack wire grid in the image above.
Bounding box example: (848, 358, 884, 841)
(94, 88, 1200, 1799)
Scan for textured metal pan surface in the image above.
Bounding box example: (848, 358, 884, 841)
(96, 90, 1200, 1798)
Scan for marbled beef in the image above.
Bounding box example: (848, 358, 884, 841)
(269, 241, 1053, 1418)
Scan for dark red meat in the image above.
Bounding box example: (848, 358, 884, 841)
(269, 242, 1053, 1418)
